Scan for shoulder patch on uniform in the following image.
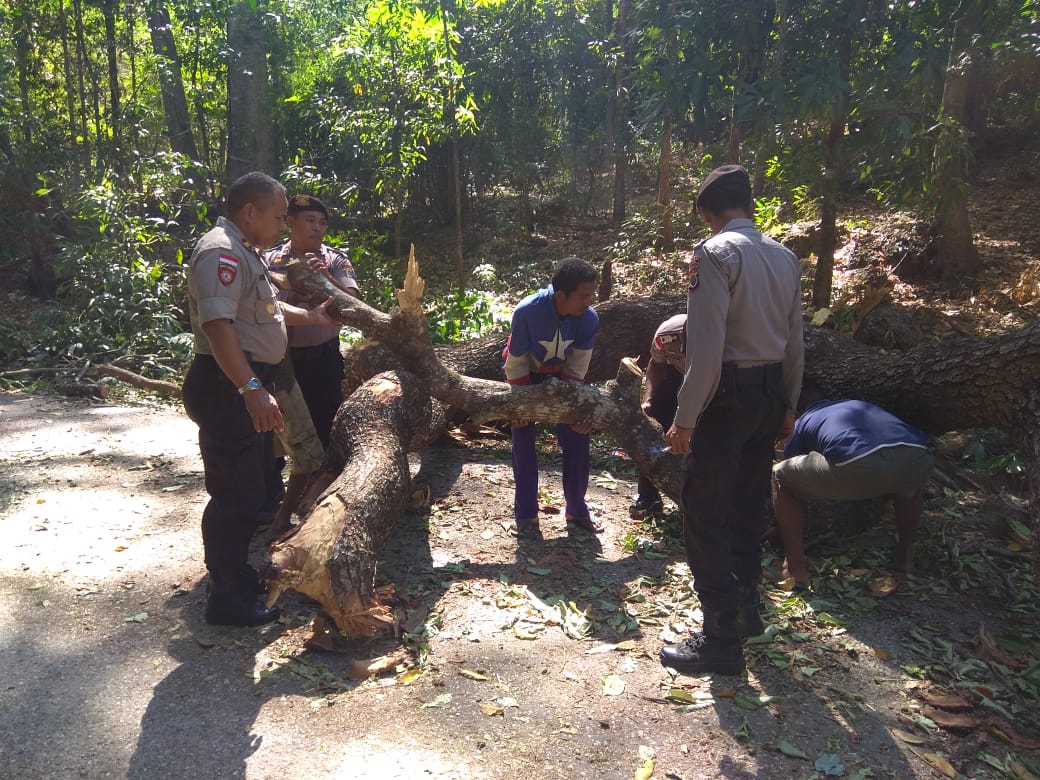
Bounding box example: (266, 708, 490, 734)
(218, 253, 238, 286)
(687, 256, 700, 291)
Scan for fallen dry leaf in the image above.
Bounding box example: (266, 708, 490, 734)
(1009, 756, 1040, 780)
(345, 648, 409, 680)
(480, 703, 504, 717)
(398, 668, 423, 685)
(920, 689, 973, 711)
(868, 575, 898, 598)
(634, 758, 654, 780)
(922, 706, 976, 732)
(889, 727, 927, 745)
(920, 752, 956, 778)
(974, 623, 1026, 668)
(982, 716, 1040, 751)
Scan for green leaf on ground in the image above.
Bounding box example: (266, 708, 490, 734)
(602, 674, 625, 696)
(420, 693, 452, 709)
(814, 753, 846, 775)
(778, 740, 809, 760)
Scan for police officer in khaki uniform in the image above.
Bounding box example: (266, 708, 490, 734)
(266, 195, 360, 449)
(182, 171, 336, 626)
(660, 165, 804, 675)
(630, 313, 687, 519)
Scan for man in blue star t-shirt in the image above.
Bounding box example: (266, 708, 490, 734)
(503, 257, 603, 540)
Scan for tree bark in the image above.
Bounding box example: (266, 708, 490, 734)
(268, 257, 1040, 633)
(146, 1, 199, 161)
(265, 370, 445, 636)
(932, 0, 984, 289)
(813, 2, 858, 309)
(657, 110, 674, 251)
(102, 0, 122, 172)
(226, 1, 272, 180)
(611, 0, 630, 227)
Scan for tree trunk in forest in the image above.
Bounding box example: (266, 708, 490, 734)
(227, 1, 272, 180)
(269, 258, 1040, 633)
(604, 0, 615, 194)
(657, 111, 674, 251)
(146, 1, 199, 161)
(932, 0, 984, 289)
(611, 0, 630, 227)
(13, 2, 33, 148)
(438, 0, 466, 289)
(71, 0, 91, 169)
(58, 0, 80, 167)
(813, 4, 856, 309)
(102, 0, 122, 172)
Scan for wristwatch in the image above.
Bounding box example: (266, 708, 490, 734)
(238, 376, 262, 394)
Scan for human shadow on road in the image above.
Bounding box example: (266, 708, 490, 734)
(126, 583, 304, 780)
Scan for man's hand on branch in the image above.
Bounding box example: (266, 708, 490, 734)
(665, 423, 695, 455)
(304, 252, 332, 279)
(306, 297, 339, 327)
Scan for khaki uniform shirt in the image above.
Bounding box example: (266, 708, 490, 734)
(675, 218, 804, 428)
(187, 216, 287, 366)
(265, 241, 357, 348)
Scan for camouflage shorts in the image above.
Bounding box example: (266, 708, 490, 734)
(273, 381, 324, 474)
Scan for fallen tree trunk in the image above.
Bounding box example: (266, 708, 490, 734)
(268, 253, 1040, 634)
(264, 370, 445, 635)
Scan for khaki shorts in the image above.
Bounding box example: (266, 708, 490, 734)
(774, 446, 933, 502)
(273, 382, 325, 474)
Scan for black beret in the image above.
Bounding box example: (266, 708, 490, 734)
(696, 165, 751, 208)
(287, 194, 328, 218)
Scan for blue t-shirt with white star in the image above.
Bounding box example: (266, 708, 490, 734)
(503, 285, 598, 384)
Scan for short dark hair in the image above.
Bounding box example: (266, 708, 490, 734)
(551, 256, 598, 294)
(227, 171, 286, 217)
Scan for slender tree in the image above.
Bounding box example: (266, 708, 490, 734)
(227, 0, 272, 179)
(146, 0, 198, 160)
(931, 0, 984, 289)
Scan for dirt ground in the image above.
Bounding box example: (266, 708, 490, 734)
(2, 134, 1040, 780)
(1, 387, 1037, 780)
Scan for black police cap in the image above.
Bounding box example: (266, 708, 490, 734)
(287, 194, 329, 218)
(696, 165, 751, 208)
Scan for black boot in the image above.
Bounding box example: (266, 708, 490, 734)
(659, 610, 744, 675)
(205, 571, 280, 627)
(238, 564, 266, 596)
(735, 583, 765, 638)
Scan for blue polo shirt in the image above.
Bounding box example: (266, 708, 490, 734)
(785, 400, 929, 467)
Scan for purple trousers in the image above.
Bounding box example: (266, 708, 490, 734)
(511, 422, 590, 521)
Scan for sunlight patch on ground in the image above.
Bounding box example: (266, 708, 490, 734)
(318, 737, 482, 779)
(2, 486, 201, 579)
(1, 398, 198, 462)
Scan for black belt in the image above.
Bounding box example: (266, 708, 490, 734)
(722, 362, 783, 385)
(197, 352, 280, 384)
(290, 338, 339, 358)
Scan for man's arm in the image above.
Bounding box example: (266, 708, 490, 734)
(279, 298, 339, 327)
(201, 319, 284, 433)
(674, 250, 729, 428)
(783, 273, 805, 413)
